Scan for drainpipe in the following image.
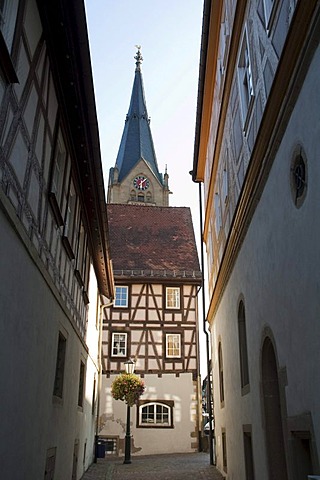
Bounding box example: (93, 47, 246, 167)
(94, 298, 113, 462)
(198, 182, 215, 466)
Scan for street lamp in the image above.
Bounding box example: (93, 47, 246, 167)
(124, 359, 135, 464)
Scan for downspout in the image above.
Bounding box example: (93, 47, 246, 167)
(198, 181, 215, 466)
(94, 298, 113, 462)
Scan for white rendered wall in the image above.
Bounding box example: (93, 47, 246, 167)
(100, 373, 199, 456)
(211, 44, 320, 479)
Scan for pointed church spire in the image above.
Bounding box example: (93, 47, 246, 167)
(114, 47, 163, 184)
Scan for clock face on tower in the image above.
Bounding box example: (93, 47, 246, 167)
(133, 175, 150, 190)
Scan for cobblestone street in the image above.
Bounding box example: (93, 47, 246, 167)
(81, 452, 225, 480)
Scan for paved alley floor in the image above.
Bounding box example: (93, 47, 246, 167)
(81, 452, 225, 480)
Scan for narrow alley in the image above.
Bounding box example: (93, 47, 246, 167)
(81, 453, 224, 480)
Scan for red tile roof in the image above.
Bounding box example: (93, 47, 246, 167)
(106, 204, 201, 278)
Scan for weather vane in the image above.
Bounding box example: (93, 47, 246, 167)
(134, 45, 143, 70)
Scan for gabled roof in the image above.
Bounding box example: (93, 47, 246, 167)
(115, 49, 163, 184)
(106, 204, 201, 282)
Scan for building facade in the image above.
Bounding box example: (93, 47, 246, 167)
(99, 51, 202, 456)
(99, 204, 202, 456)
(0, 1, 113, 478)
(193, 0, 320, 478)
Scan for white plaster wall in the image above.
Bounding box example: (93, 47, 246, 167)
(0, 199, 99, 479)
(100, 373, 199, 456)
(211, 42, 320, 480)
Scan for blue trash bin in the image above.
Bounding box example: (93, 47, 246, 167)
(96, 441, 106, 458)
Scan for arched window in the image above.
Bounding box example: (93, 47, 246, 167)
(218, 342, 224, 406)
(130, 190, 136, 201)
(238, 300, 249, 390)
(138, 401, 173, 428)
(146, 191, 152, 202)
(137, 192, 144, 202)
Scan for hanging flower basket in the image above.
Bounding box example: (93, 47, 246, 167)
(111, 373, 145, 407)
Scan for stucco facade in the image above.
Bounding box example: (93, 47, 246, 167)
(193, 0, 320, 478)
(100, 373, 199, 456)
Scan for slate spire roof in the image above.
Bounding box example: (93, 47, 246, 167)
(114, 48, 163, 184)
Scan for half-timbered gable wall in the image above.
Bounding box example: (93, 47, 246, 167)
(100, 204, 201, 456)
(103, 281, 199, 375)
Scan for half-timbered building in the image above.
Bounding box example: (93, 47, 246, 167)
(99, 50, 202, 456)
(0, 1, 113, 478)
(99, 204, 202, 456)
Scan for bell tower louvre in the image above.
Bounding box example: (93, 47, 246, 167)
(107, 47, 171, 206)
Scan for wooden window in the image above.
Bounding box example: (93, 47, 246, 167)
(78, 361, 85, 407)
(71, 441, 79, 480)
(165, 287, 180, 309)
(111, 332, 127, 357)
(44, 447, 56, 480)
(243, 429, 255, 480)
(222, 429, 228, 472)
(62, 178, 79, 259)
(53, 332, 67, 398)
(75, 220, 87, 286)
(49, 129, 70, 226)
(218, 342, 225, 406)
(166, 333, 181, 358)
(114, 286, 128, 308)
(138, 401, 173, 428)
(238, 28, 254, 128)
(238, 301, 250, 391)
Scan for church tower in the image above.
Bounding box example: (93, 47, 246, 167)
(107, 48, 171, 206)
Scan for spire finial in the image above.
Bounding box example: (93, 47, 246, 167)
(134, 45, 143, 71)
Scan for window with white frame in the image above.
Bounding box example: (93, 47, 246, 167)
(238, 28, 254, 127)
(166, 333, 181, 358)
(138, 402, 172, 427)
(111, 332, 127, 357)
(165, 287, 180, 309)
(114, 286, 128, 308)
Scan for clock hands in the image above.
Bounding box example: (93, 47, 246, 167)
(139, 178, 147, 189)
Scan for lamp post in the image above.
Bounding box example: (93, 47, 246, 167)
(123, 359, 135, 464)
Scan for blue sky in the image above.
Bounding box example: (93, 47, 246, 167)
(85, 1, 207, 375)
(85, 1, 203, 210)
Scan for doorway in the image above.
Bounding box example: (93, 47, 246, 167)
(261, 337, 288, 480)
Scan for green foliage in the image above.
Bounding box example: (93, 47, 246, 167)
(111, 373, 145, 407)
